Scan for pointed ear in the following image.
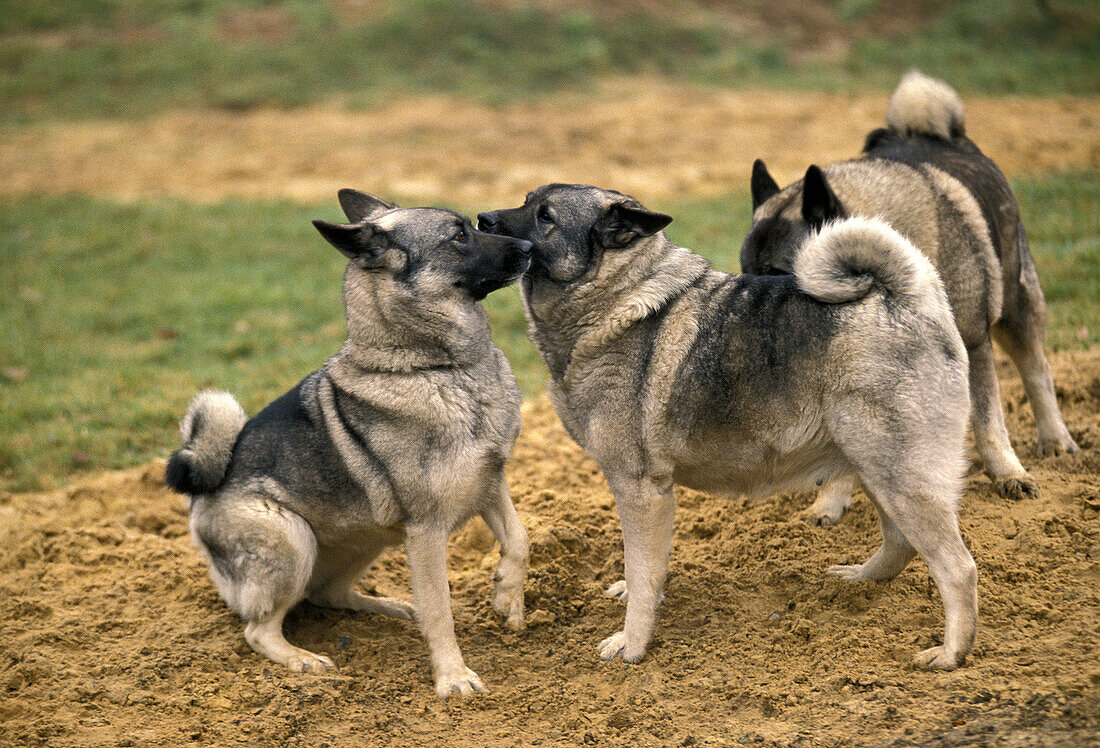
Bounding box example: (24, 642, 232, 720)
(592, 202, 673, 249)
(750, 159, 781, 210)
(312, 219, 393, 268)
(336, 189, 396, 223)
(801, 165, 845, 230)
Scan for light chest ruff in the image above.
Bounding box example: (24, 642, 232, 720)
(322, 347, 520, 530)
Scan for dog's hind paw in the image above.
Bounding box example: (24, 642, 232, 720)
(492, 588, 525, 631)
(825, 564, 868, 581)
(598, 631, 647, 663)
(434, 666, 487, 699)
(287, 651, 335, 674)
(912, 645, 961, 671)
(796, 505, 845, 528)
(991, 474, 1039, 501)
(1037, 435, 1080, 457)
(603, 581, 664, 606)
(605, 580, 629, 600)
(370, 596, 416, 621)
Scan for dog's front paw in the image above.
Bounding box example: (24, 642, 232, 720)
(434, 666, 487, 699)
(598, 631, 646, 663)
(605, 580, 629, 601)
(1037, 435, 1080, 457)
(991, 474, 1039, 501)
(912, 645, 961, 671)
(286, 651, 335, 674)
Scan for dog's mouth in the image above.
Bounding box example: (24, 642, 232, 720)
(466, 252, 532, 300)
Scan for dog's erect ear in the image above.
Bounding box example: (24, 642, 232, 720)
(592, 202, 673, 249)
(337, 189, 396, 223)
(750, 159, 781, 210)
(801, 165, 845, 230)
(312, 219, 394, 268)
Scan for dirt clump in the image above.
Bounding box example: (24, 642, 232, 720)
(1, 350, 1098, 746)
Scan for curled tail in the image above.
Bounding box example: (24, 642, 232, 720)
(165, 391, 247, 495)
(887, 70, 965, 141)
(794, 216, 953, 324)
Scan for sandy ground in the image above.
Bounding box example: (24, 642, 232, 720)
(1, 350, 1098, 747)
(1, 81, 1098, 208)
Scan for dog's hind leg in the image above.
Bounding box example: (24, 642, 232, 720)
(827, 393, 977, 670)
(798, 476, 855, 527)
(598, 473, 676, 664)
(191, 495, 334, 673)
(404, 522, 485, 699)
(832, 477, 977, 669)
(885, 494, 977, 670)
(481, 480, 529, 631)
(991, 246, 1079, 457)
(307, 539, 415, 621)
(968, 338, 1037, 500)
(826, 506, 916, 581)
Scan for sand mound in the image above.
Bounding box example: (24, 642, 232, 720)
(2, 351, 1098, 746)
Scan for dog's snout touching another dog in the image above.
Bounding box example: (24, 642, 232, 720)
(165, 71, 1075, 697)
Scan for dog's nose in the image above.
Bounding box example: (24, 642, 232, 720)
(513, 239, 533, 256)
(477, 212, 498, 232)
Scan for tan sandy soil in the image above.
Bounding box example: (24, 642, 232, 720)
(2, 81, 1098, 207)
(1, 350, 1098, 747)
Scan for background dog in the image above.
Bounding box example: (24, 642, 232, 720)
(480, 185, 978, 671)
(166, 190, 532, 698)
(741, 70, 1079, 526)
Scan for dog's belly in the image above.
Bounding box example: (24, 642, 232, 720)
(670, 431, 850, 499)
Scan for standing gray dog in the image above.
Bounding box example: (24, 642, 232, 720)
(479, 185, 978, 670)
(166, 190, 532, 698)
(742, 71, 1078, 526)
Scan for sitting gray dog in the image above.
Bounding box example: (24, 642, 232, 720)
(166, 190, 532, 698)
(480, 185, 978, 670)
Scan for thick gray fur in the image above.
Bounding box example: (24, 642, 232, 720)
(741, 71, 1078, 526)
(479, 185, 978, 672)
(166, 191, 533, 699)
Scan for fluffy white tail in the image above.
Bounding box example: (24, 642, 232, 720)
(165, 390, 247, 495)
(887, 70, 965, 140)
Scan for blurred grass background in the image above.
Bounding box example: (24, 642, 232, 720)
(1, 0, 1097, 123)
(1, 0, 1098, 491)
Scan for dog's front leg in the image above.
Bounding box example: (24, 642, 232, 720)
(481, 481, 528, 631)
(404, 523, 486, 698)
(599, 474, 675, 663)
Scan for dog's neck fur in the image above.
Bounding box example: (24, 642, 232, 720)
(332, 265, 492, 375)
(523, 233, 709, 382)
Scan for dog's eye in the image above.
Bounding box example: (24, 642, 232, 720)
(537, 206, 553, 224)
(454, 228, 467, 242)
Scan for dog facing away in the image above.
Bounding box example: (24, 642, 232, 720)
(166, 190, 532, 698)
(741, 70, 1078, 526)
(479, 185, 978, 671)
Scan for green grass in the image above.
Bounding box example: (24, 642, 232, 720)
(1, 0, 1097, 123)
(2, 170, 1097, 493)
